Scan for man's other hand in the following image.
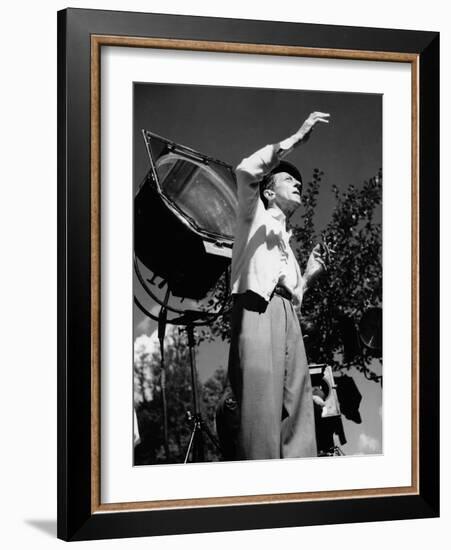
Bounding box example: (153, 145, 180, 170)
(303, 242, 331, 289)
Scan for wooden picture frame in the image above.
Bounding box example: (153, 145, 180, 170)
(57, 7, 439, 541)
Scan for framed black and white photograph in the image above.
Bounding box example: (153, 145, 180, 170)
(57, 8, 439, 541)
(132, 82, 383, 468)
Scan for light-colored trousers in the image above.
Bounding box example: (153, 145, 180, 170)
(228, 291, 317, 460)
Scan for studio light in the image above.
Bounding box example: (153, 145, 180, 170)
(134, 131, 238, 300)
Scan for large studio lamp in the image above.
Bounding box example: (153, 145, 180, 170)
(134, 130, 238, 300)
(134, 130, 238, 463)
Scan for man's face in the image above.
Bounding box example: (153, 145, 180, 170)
(271, 171, 303, 210)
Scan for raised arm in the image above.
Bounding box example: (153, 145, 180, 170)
(275, 111, 330, 159)
(235, 112, 330, 219)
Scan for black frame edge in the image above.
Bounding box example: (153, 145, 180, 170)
(58, 7, 95, 540)
(418, 32, 440, 516)
(70, 494, 437, 542)
(64, 6, 437, 53)
(57, 8, 68, 542)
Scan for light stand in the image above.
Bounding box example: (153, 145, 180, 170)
(134, 129, 236, 463)
(157, 295, 170, 460)
(134, 256, 229, 464)
(177, 312, 222, 463)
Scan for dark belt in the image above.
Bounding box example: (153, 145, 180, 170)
(271, 285, 293, 301)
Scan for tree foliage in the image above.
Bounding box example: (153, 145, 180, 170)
(294, 168, 382, 381)
(208, 168, 383, 381)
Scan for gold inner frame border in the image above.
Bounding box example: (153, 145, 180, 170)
(90, 35, 420, 514)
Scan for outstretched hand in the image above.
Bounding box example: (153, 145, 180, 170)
(297, 111, 330, 143)
(303, 241, 333, 290)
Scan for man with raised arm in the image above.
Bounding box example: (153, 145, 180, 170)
(227, 111, 330, 460)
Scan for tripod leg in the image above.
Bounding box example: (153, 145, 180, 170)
(193, 421, 204, 462)
(184, 420, 207, 463)
(200, 419, 222, 453)
(184, 424, 197, 464)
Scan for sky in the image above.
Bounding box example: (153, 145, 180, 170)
(133, 82, 382, 457)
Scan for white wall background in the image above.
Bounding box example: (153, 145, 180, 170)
(0, 1, 448, 547)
